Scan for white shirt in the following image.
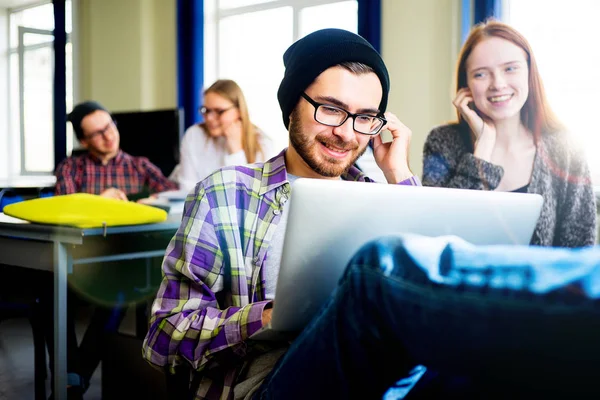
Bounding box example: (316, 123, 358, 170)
(176, 124, 278, 192)
(355, 145, 386, 182)
(263, 173, 299, 299)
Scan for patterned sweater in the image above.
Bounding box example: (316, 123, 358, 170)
(422, 123, 597, 248)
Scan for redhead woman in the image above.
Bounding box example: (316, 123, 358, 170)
(422, 20, 596, 248)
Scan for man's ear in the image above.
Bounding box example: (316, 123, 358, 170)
(79, 139, 89, 150)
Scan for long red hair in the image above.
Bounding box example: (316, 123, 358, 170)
(455, 19, 563, 141)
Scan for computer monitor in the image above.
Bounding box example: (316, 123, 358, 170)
(112, 108, 184, 177)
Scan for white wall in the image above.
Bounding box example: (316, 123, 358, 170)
(77, 0, 176, 112)
(382, 0, 462, 178)
(75, 0, 462, 155)
(1, 1, 461, 179)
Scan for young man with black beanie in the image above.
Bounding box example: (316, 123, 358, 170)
(142, 28, 421, 399)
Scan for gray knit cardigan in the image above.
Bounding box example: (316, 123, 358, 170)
(422, 123, 597, 248)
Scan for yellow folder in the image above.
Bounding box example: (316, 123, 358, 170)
(3, 193, 168, 228)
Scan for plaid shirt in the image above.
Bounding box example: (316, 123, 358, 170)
(142, 149, 421, 399)
(54, 150, 178, 195)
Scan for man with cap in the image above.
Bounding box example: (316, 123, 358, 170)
(142, 28, 421, 399)
(44, 101, 178, 399)
(55, 100, 178, 198)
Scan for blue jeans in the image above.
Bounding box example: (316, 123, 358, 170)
(254, 235, 600, 399)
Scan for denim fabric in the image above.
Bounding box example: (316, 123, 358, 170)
(383, 365, 427, 399)
(253, 234, 600, 399)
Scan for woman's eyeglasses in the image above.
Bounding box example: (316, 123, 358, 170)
(199, 106, 235, 117)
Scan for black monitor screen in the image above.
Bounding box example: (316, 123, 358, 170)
(112, 108, 184, 178)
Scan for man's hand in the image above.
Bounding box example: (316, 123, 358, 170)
(223, 119, 243, 154)
(136, 194, 158, 204)
(372, 111, 413, 184)
(262, 306, 273, 326)
(100, 187, 128, 201)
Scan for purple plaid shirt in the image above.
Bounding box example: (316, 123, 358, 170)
(142, 149, 421, 399)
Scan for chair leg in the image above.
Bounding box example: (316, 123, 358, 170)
(30, 301, 47, 400)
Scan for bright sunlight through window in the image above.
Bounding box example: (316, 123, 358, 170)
(205, 0, 358, 156)
(504, 0, 600, 183)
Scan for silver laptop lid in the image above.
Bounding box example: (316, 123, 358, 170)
(270, 178, 543, 333)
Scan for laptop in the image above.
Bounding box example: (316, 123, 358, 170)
(250, 178, 544, 340)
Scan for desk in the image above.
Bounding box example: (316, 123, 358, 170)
(0, 176, 56, 187)
(0, 213, 181, 400)
(0, 176, 56, 190)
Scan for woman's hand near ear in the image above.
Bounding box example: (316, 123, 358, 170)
(453, 88, 496, 161)
(223, 119, 244, 154)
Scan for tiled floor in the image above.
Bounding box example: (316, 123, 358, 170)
(0, 305, 137, 400)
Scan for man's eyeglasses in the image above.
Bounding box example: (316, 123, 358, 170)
(83, 120, 117, 141)
(199, 106, 235, 117)
(301, 93, 386, 135)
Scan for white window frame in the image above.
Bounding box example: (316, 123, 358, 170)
(8, 0, 73, 176)
(204, 0, 358, 154)
(204, 0, 356, 88)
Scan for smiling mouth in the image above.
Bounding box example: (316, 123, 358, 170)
(322, 141, 350, 153)
(319, 139, 358, 158)
(488, 94, 514, 103)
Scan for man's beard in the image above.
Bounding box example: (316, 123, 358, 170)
(288, 111, 368, 178)
(89, 140, 119, 159)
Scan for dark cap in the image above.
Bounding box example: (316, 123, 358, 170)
(277, 28, 390, 130)
(67, 101, 110, 139)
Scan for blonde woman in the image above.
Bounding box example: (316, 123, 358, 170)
(177, 79, 275, 192)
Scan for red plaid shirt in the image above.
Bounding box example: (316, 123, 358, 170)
(54, 150, 178, 195)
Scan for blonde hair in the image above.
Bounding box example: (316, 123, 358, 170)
(201, 79, 263, 163)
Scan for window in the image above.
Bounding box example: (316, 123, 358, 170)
(503, 0, 600, 182)
(205, 0, 358, 154)
(8, 1, 73, 175)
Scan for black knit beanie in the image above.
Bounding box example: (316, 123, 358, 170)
(277, 28, 390, 130)
(67, 101, 110, 139)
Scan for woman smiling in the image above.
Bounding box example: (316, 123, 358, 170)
(176, 79, 276, 192)
(422, 20, 596, 248)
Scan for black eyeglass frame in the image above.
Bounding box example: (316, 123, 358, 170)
(198, 106, 235, 117)
(83, 120, 117, 141)
(301, 92, 387, 135)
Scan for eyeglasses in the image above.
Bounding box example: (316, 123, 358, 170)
(199, 106, 235, 117)
(301, 93, 386, 135)
(83, 120, 117, 141)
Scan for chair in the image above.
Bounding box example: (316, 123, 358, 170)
(0, 188, 24, 212)
(0, 289, 48, 400)
(38, 187, 55, 198)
